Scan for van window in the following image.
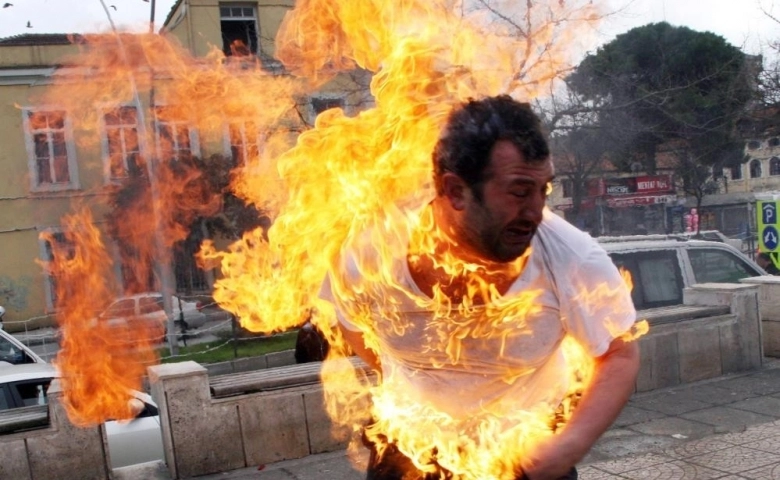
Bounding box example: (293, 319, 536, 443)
(688, 248, 761, 284)
(609, 250, 684, 310)
(0, 333, 37, 365)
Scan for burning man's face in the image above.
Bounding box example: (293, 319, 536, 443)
(455, 140, 553, 263)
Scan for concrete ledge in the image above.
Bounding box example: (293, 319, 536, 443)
(635, 283, 763, 392)
(0, 380, 111, 480)
(741, 275, 780, 357)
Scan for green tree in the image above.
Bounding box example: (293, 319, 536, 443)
(568, 22, 755, 192)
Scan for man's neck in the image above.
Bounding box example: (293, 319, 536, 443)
(406, 200, 524, 304)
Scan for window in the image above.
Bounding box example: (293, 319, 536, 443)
(14, 380, 52, 407)
(312, 97, 344, 115)
(561, 179, 573, 198)
(688, 248, 761, 284)
(0, 335, 36, 365)
(139, 297, 163, 315)
(40, 231, 76, 311)
(771, 157, 780, 176)
(227, 120, 263, 164)
(730, 164, 743, 180)
(154, 106, 198, 163)
(220, 4, 258, 56)
(22, 109, 79, 191)
(770, 137, 780, 147)
(101, 299, 136, 319)
(104, 106, 143, 181)
(608, 250, 684, 311)
(750, 159, 762, 178)
(747, 140, 761, 150)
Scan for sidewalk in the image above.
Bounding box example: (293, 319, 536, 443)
(118, 359, 780, 479)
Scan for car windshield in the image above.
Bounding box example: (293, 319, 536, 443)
(0, 334, 38, 365)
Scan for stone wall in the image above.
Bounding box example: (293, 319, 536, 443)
(0, 380, 111, 480)
(636, 283, 763, 392)
(147, 360, 368, 479)
(740, 275, 780, 357)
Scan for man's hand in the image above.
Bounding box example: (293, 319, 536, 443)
(516, 433, 580, 480)
(518, 337, 640, 479)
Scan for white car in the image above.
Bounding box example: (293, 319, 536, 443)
(0, 363, 164, 469)
(100, 292, 208, 330)
(0, 329, 44, 366)
(599, 237, 766, 311)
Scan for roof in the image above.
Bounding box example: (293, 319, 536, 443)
(0, 33, 84, 46)
(0, 363, 58, 382)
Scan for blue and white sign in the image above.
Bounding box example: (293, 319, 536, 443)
(763, 202, 777, 225)
(765, 226, 779, 251)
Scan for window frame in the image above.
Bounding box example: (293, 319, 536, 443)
(21, 106, 80, 192)
(223, 119, 265, 165)
(687, 247, 762, 284)
(729, 164, 743, 180)
(99, 104, 145, 184)
(607, 249, 685, 311)
(219, 3, 259, 56)
(153, 105, 201, 163)
(770, 157, 780, 176)
(749, 159, 762, 178)
(38, 228, 75, 312)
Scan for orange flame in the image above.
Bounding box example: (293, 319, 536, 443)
(33, 1, 648, 476)
(33, 32, 305, 424)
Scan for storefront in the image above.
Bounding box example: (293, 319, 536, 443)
(554, 175, 677, 236)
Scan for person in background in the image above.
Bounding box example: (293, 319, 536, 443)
(294, 310, 330, 363)
(757, 252, 780, 275)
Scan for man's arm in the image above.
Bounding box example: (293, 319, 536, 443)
(340, 323, 382, 372)
(520, 337, 640, 480)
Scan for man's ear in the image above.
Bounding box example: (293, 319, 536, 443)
(441, 172, 468, 211)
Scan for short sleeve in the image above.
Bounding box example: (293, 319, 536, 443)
(559, 244, 637, 357)
(318, 272, 363, 332)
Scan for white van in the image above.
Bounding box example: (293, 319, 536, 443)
(599, 237, 767, 311)
(0, 329, 45, 366)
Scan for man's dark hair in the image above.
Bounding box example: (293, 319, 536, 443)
(432, 95, 550, 201)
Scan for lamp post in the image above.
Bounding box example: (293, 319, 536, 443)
(101, 0, 178, 355)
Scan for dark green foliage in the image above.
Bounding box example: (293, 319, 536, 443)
(568, 22, 754, 177)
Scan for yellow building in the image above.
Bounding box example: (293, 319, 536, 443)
(0, 1, 372, 331)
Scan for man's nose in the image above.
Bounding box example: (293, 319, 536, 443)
(523, 190, 546, 223)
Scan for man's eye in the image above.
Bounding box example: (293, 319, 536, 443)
(511, 189, 530, 198)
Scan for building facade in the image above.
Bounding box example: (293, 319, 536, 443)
(0, 1, 370, 330)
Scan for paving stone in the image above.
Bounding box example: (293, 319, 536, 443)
(578, 465, 630, 479)
(711, 376, 780, 396)
(650, 384, 759, 406)
(614, 405, 669, 427)
(590, 429, 681, 460)
(628, 416, 715, 438)
(617, 459, 727, 479)
(684, 445, 780, 474)
(681, 407, 776, 431)
(729, 396, 780, 418)
(590, 453, 671, 474)
(631, 394, 713, 415)
(739, 462, 780, 479)
(662, 437, 735, 459)
(739, 435, 780, 455)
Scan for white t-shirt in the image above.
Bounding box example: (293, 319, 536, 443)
(325, 207, 636, 418)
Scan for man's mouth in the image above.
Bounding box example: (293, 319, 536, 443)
(504, 224, 535, 244)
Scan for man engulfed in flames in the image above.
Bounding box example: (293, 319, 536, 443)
(320, 96, 641, 480)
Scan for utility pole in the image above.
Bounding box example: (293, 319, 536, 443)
(101, 0, 178, 355)
(149, 0, 156, 33)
